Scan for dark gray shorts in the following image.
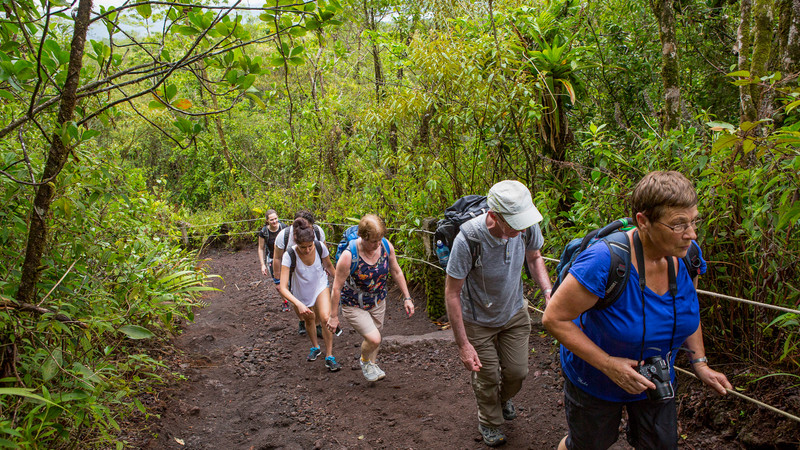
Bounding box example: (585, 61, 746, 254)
(563, 377, 678, 450)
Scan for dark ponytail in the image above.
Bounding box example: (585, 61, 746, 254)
(293, 217, 315, 243)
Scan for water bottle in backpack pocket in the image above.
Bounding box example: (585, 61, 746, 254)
(435, 240, 450, 267)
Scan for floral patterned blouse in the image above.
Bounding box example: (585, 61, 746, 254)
(340, 243, 390, 310)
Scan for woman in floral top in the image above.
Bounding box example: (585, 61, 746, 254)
(328, 214, 415, 382)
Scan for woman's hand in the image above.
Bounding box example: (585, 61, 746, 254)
(297, 304, 314, 320)
(326, 314, 339, 332)
(403, 298, 415, 317)
(601, 356, 656, 395)
(694, 363, 732, 395)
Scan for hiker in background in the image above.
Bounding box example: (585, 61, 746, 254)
(444, 180, 551, 448)
(277, 217, 341, 372)
(542, 171, 731, 450)
(257, 209, 288, 310)
(327, 214, 414, 382)
(273, 209, 327, 335)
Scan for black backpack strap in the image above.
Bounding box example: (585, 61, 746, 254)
(283, 227, 290, 248)
(463, 237, 482, 321)
(314, 240, 324, 260)
(683, 241, 702, 280)
(314, 225, 322, 241)
(595, 232, 631, 309)
(287, 247, 297, 291)
(522, 227, 534, 279)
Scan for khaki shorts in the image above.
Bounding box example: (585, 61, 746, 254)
(341, 299, 386, 336)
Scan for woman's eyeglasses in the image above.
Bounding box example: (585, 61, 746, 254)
(656, 218, 702, 234)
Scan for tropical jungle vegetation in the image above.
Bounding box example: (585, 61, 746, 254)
(0, 0, 798, 446)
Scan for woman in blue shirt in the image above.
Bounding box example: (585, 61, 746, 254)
(543, 171, 731, 450)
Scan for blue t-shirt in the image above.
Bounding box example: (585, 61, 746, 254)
(560, 239, 707, 402)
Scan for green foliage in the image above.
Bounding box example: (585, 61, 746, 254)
(0, 141, 214, 446)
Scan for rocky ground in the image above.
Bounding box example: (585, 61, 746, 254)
(122, 244, 800, 449)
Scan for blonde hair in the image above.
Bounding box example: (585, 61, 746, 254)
(631, 171, 697, 223)
(357, 214, 386, 241)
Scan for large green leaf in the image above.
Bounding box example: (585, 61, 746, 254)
(118, 325, 155, 340)
(136, 4, 151, 19)
(0, 388, 64, 409)
(42, 350, 63, 382)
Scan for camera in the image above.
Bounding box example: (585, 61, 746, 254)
(637, 356, 674, 401)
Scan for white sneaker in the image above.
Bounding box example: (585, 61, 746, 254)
(360, 360, 380, 382)
(373, 362, 386, 380)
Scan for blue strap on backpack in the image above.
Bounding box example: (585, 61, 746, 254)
(346, 237, 391, 275)
(334, 225, 391, 275)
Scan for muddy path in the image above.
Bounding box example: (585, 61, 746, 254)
(129, 245, 797, 449)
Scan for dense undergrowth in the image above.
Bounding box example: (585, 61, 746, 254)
(0, 143, 214, 447)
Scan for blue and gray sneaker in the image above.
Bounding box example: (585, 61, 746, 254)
(325, 356, 341, 372)
(307, 346, 322, 361)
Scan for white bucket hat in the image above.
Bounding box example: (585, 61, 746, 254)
(486, 180, 543, 230)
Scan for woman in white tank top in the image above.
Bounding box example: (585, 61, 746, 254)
(277, 218, 341, 372)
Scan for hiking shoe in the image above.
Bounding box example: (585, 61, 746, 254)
(298, 321, 307, 335)
(360, 360, 380, 382)
(478, 424, 507, 447)
(502, 400, 517, 421)
(316, 324, 323, 338)
(307, 347, 321, 361)
(373, 362, 386, 380)
(325, 356, 341, 372)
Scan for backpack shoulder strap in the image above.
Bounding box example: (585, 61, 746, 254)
(314, 240, 325, 260)
(683, 241, 702, 280)
(348, 240, 360, 275)
(595, 231, 632, 309)
(287, 247, 297, 270)
(466, 237, 481, 272)
(314, 225, 322, 241)
(380, 238, 391, 257)
(283, 228, 290, 247)
(286, 247, 297, 291)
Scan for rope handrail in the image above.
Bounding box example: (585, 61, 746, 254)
(182, 218, 262, 228)
(696, 289, 798, 315)
(314, 220, 435, 235)
(178, 218, 799, 316)
(674, 366, 800, 424)
(183, 218, 437, 235)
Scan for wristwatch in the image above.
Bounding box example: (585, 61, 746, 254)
(690, 356, 708, 365)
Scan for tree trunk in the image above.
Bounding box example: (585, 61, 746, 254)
(749, 0, 773, 119)
(198, 66, 234, 174)
(650, 0, 681, 131)
(16, 0, 92, 304)
(365, 5, 384, 101)
(783, 0, 800, 74)
(738, 0, 757, 122)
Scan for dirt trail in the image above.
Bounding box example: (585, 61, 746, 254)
(130, 245, 794, 449)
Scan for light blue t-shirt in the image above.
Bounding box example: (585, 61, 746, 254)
(560, 239, 707, 402)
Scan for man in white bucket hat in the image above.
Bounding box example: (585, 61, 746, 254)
(444, 180, 552, 447)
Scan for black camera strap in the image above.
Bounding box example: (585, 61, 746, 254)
(633, 230, 677, 363)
